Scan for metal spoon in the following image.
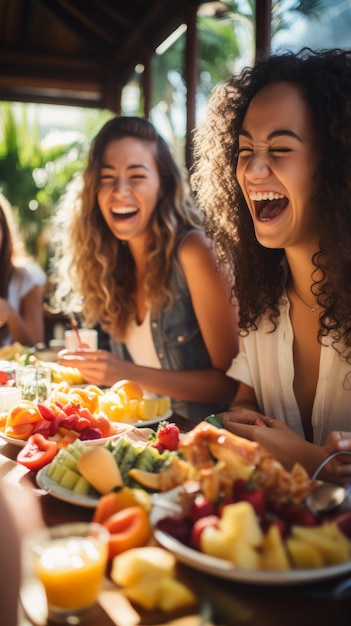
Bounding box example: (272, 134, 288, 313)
(306, 450, 351, 513)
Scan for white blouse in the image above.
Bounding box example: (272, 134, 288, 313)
(227, 292, 351, 446)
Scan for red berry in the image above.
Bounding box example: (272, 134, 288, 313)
(232, 478, 249, 501)
(79, 427, 102, 441)
(156, 423, 180, 451)
(156, 515, 193, 545)
(37, 403, 56, 421)
(330, 511, 351, 538)
(241, 489, 266, 517)
(266, 518, 288, 539)
(278, 503, 317, 527)
(189, 494, 217, 522)
(191, 515, 220, 551)
(60, 414, 78, 429)
(151, 441, 165, 453)
(74, 416, 91, 432)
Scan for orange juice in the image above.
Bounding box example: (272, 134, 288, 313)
(29, 523, 109, 619)
(35, 536, 107, 610)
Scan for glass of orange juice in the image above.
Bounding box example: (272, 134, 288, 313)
(24, 522, 109, 623)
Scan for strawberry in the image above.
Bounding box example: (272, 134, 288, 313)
(60, 414, 78, 430)
(275, 502, 317, 527)
(151, 441, 165, 453)
(328, 510, 351, 537)
(156, 515, 193, 545)
(37, 403, 56, 421)
(241, 489, 266, 517)
(79, 426, 102, 440)
(232, 479, 266, 517)
(155, 422, 180, 451)
(232, 478, 249, 501)
(189, 494, 217, 522)
(74, 416, 91, 432)
(191, 514, 220, 551)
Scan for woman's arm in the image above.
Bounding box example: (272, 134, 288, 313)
(0, 284, 44, 346)
(58, 232, 239, 404)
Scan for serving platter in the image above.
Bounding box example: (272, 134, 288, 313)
(0, 421, 134, 448)
(151, 485, 351, 586)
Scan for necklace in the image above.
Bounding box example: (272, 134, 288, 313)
(291, 285, 318, 313)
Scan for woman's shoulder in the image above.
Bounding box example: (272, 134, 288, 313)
(177, 228, 215, 266)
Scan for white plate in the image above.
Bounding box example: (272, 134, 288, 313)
(36, 464, 100, 508)
(154, 529, 351, 586)
(152, 487, 351, 586)
(129, 409, 172, 428)
(0, 422, 134, 448)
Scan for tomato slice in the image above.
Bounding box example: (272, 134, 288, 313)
(16, 434, 58, 471)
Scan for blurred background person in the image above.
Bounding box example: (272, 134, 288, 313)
(0, 192, 45, 347)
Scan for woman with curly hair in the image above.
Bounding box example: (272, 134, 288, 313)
(192, 48, 351, 475)
(54, 116, 238, 421)
(0, 192, 45, 347)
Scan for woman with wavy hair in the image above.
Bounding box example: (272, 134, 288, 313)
(53, 116, 238, 421)
(0, 192, 45, 347)
(192, 48, 351, 475)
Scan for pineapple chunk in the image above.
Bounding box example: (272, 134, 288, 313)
(157, 577, 196, 611)
(111, 547, 195, 612)
(137, 399, 158, 421)
(229, 541, 261, 570)
(201, 526, 233, 561)
(124, 574, 164, 610)
(156, 397, 171, 415)
(260, 525, 291, 571)
(111, 546, 175, 586)
(286, 537, 324, 569)
(291, 523, 351, 565)
(221, 502, 263, 546)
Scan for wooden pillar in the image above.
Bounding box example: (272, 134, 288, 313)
(142, 49, 153, 119)
(255, 0, 272, 62)
(184, 4, 199, 172)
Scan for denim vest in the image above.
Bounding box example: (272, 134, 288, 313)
(109, 238, 229, 422)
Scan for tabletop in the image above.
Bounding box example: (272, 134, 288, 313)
(1, 413, 351, 626)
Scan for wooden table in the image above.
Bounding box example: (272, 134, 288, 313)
(1, 414, 351, 626)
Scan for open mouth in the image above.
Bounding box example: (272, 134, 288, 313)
(250, 192, 288, 221)
(111, 206, 138, 220)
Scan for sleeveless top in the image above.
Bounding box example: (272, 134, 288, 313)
(110, 231, 229, 422)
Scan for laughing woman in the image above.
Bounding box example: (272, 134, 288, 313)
(192, 48, 351, 477)
(51, 116, 238, 421)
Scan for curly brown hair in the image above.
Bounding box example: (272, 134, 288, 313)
(51, 116, 203, 340)
(192, 48, 351, 363)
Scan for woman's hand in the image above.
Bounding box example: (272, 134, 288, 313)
(57, 349, 132, 387)
(220, 408, 325, 476)
(322, 431, 351, 479)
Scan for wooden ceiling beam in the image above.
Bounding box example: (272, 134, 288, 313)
(37, 0, 115, 46)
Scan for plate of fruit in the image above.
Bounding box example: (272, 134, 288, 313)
(152, 421, 351, 585)
(35, 421, 184, 508)
(0, 396, 134, 448)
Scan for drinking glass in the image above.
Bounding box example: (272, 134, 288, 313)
(23, 522, 109, 624)
(16, 365, 51, 402)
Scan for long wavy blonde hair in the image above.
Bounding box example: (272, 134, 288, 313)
(50, 116, 203, 340)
